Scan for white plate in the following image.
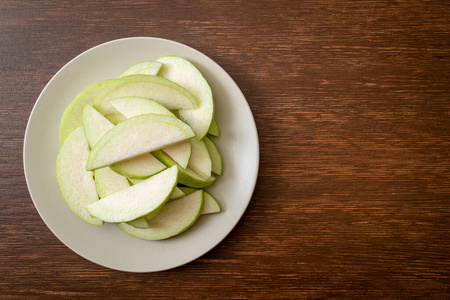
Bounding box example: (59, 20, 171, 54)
(23, 37, 259, 272)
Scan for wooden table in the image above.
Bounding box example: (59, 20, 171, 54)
(1, 0, 449, 298)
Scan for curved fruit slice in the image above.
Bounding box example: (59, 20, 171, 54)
(110, 96, 192, 168)
(82, 105, 166, 178)
(110, 96, 175, 118)
(82, 105, 114, 148)
(118, 190, 204, 240)
(93, 74, 198, 116)
(207, 117, 220, 137)
(170, 187, 186, 200)
(55, 127, 102, 226)
(203, 136, 222, 175)
(86, 166, 178, 223)
(59, 79, 113, 144)
(118, 61, 162, 77)
(152, 150, 215, 188)
(202, 191, 221, 214)
(157, 56, 214, 139)
(134, 186, 193, 229)
(127, 204, 163, 229)
(110, 153, 166, 179)
(123, 187, 186, 228)
(124, 183, 186, 229)
(187, 138, 211, 179)
(94, 167, 130, 199)
(177, 188, 221, 214)
(163, 141, 191, 169)
(86, 114, 195, 171)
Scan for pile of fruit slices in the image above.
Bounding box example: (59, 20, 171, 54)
(56, 56, 222, 240)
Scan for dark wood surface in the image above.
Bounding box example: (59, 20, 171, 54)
(1, 0, 449, 298)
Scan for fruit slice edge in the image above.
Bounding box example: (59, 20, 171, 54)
(118, 190, 204, 240)
(86, 114, 195, 171)
(56, 127, 103, 226)
(86, 166, 178, 223)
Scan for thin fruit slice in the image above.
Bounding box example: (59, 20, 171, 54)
(119, 61, 162, 77)
(110, 96, 192, 168)
(86, 114, 195, 171)
(157, 56, 214, 139)
(125, 186, 185, 229)
(163, 141, 191, 169)
(187, 138, 212, 179)
(59, 79, 113, 144)
(138, 186, 188, 227)
(82, 104, 114, 148)
(170, 187, 186, 200)
(152, 150, 215, 188)
(110, 153, 166, 179)
(110, 96, 175, 119)
(82, 106, 166, 178)
(94, 167, 130, 199)
(177, 187, 221, 214)
(118, 190, 204, 240)
(203, 136, 222, 175)
(86, 166, 178, 223)
(202, 190, 221, 214)
(55, 127, 102, 226)
(207, 117, 220, 137)
(93, 74, 199, 116)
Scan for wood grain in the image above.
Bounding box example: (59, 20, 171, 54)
(1, 0, 449, 298)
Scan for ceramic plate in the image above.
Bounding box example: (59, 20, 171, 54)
(23, 37, 259, 272)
